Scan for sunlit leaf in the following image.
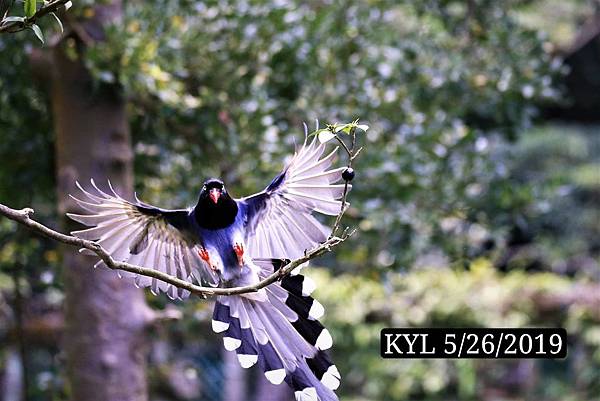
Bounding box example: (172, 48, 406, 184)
(310, 128, 329, 137)
(318, 131, 336, 143)
(333, 124, 347, 133)
(50, 12, 63, 33)
(30, 24, 44, 43)
(2, 16, 26, 23)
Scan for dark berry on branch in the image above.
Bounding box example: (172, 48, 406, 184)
(342, 168, 355, 182)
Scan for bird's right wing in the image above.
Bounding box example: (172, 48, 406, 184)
(68, 181, 219, 299)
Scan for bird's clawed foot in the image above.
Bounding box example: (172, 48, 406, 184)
(199, 247, 218, 271)
(233, 243, 244, 267)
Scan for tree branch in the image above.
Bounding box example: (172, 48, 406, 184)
(0, 124, 362, 298)
(330, 125, 358, 236)
(0, 0, 70, 34)
(0, 203, 351, 297)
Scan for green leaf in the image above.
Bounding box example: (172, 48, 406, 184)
(336, 124, 353, 135)
(333, 124, 346, 133)
(50, 12, 63, 33)
(30, 24, 44, 44)
(24, 0, 36, 18)
(310, 128, 329, 137)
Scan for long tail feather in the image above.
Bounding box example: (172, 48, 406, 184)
(211, 260, 340, 401)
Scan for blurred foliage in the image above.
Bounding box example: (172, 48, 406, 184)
(314, 260, 600, 401)
(516, 0, 599, 48)
(0, 0, 567, 270)
(83, 0, 564, 272)
(497, 125, 599, 275)
(0, 0, 598, 401)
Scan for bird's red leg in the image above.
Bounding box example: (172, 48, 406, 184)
(233, 243, 244, 267)
(199, 247, 217, 271)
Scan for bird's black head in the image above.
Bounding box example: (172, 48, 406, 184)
(195, 178, 238, 229)
(200, 178, 226, 205)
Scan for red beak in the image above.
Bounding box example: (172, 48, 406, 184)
(209, 188, 221, 204)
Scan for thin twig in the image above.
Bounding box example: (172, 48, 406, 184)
(330, 127, 357, 236)
(333, 134, 353, 157)
(331, 182, 349, 237)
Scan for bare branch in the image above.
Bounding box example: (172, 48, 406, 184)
(332, 133, 353, 157)
(330, 126, 358, 236)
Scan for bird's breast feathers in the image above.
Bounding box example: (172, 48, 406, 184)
(197, 212, 257, 282)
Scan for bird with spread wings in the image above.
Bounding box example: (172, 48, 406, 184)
(68, 135, 350, 401)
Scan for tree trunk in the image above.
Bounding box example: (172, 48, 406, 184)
(50, 4, 151, 400)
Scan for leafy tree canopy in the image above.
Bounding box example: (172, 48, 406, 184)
(1, 0, 564, 271)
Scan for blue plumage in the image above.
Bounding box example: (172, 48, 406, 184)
(68, 136, 349, 401)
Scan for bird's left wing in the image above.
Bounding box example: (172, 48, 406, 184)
(68, 181, 219, 299)
(239, 136, 350, 260)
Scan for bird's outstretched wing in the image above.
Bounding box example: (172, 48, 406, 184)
(68, 180, 219, 299)
(240, 136, 350, 260)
